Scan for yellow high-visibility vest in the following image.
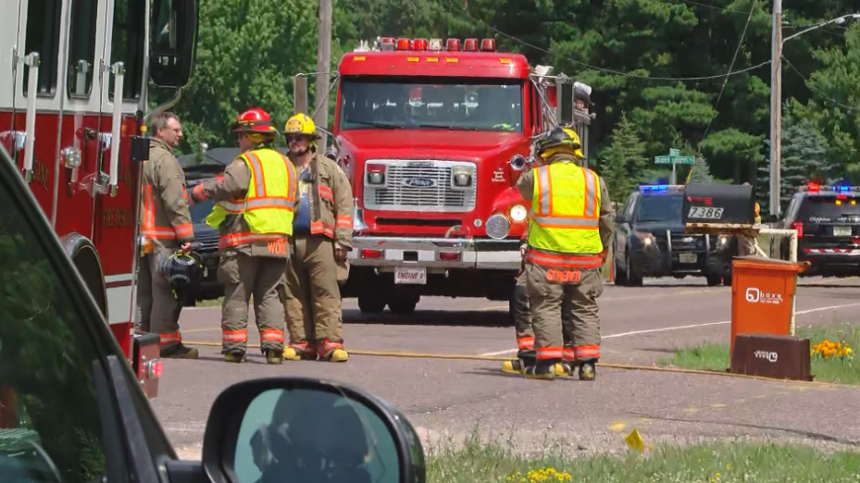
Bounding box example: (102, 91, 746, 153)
(755, 202, 761, 224)
(206, 148, 297, 239)
(528, 163, 603, 255)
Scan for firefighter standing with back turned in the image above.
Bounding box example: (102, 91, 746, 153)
(138, 111, 198, 359)
(189, 108, 298, 364)
(503, 199, 576, 376)
(516, 126, 614, 380)
(281, 114, 355, 363)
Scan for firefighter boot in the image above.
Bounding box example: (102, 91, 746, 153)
(224, 349, 246, 363)
(555, 361, 573, 377)
(319, 340, 348, 362)
(266, 349, 283, 365)
(161, 344, 199, 359)
(501, 349, 536, 374)
(283, 344, 317, 361)
(579, 359, 597, 381)
(524, 360, 558, 380)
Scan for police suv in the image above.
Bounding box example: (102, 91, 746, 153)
(613, 185, 735, 286)
(772, 182, 860, 277)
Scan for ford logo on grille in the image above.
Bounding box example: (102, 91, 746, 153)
(403, 177, 436, 188)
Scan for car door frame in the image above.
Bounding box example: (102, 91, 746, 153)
(0, 142, 184, 483)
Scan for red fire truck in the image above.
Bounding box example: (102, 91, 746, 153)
(0, 0, 199, 397)
(321, 37, 595, 314)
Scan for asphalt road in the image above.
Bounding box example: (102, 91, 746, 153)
(152, 277, 860, 460)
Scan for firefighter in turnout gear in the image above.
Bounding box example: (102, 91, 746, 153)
(515, 126, 614, 380)
(502, 210, 577, 376)
(138, 111, 198, 359)
(281, 114, 355, 363)
(189, 108, 298, 364)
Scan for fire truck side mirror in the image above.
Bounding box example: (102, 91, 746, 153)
(129, 136, 150, 163)
(149, 0, 200, 89)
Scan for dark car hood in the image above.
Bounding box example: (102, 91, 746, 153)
(632, 221, 687, 235)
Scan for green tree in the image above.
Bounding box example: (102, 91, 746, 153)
(150, 0, 319, 153)
(688, 154, 714, 184)
(598, 112, 648, 201)
(758, 101, 831, 213)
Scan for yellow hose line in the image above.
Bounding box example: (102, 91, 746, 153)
(182, 339, 849, 388)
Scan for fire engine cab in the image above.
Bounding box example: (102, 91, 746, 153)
(0, 0, 199, 397)
(317, 36, 595, 314)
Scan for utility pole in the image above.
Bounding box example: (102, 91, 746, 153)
(314, 0, 332, 150)
(769, 0, 783, 218)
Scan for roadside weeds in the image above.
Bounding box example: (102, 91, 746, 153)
(426, 430, 860, 483)
(658, 322, 860, 384)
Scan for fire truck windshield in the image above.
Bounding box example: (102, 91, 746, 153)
(338, 77, 524, 133)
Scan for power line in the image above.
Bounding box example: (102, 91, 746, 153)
(440, 0, 771, 82)
(782, 56, 860, 112)
(701, 0, 759, 141)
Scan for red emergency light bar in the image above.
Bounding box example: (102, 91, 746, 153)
(379, 37, 497, 52)
(396, 38, 411, 50)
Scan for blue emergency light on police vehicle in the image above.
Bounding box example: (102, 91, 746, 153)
(801, 182, 860, 193)
(638, 184, 684, 192)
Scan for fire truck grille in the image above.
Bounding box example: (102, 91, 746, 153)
(363, 160, 476, 213)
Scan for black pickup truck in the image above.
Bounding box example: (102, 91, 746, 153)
(612, 185, 735, 286)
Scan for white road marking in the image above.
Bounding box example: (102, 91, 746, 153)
(478, 301, 860, 357)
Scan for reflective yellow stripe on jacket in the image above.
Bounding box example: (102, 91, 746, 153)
(206, 149, 297, 246)
(528, 163, 604, 258)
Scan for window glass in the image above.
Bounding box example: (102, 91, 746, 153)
(798, 196, 860, 224)
(636, 194, 683, 222)
(67, 0, 99, 98)
(23, 0, 62, 97)
(234, 388, 400, 483)
(339, 77, 524, 133)
(0, 169, 107, 480)
(109, 0, 145, 101)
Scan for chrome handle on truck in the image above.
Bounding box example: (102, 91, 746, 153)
(21, 52, 40, 183)
(107, 62, 125, 197)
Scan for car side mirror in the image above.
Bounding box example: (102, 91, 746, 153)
(149, 0, 199, 88)
(201, 378, 426, 483)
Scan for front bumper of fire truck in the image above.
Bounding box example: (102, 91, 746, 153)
(347, 208, 522, 271)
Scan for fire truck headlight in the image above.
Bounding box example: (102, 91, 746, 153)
(366, 163, 386, 185)
(452, 166, 473, 187)
(485, 214, 510, 240)
(509, 204, 528, 223)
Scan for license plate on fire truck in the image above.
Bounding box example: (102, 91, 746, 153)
(394, 267, 427, 285)
(679, 253, 697, 264)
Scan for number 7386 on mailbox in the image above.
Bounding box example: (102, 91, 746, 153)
(688, 206, 724, 220)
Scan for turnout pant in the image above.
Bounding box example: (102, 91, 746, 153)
(218, 252, 287, 354)
(284, 234, 344, 357)
(137, 247, 183, 350)
(512, 271, 575, 361)
(526, 263, 602, 363)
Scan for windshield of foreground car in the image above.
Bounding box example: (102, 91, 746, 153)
(637, 194, 684, 222)
(0, 168, 110, 482)
(338, 76, 524, 133)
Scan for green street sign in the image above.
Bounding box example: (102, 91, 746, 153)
(654, 154, 696, 165)
(669, 148, 680, 156)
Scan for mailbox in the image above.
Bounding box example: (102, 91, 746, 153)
(682, 183, 756, 226)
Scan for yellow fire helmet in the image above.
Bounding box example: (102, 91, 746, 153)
(534, 126, 584, 160)
(284, 113, 321, 139)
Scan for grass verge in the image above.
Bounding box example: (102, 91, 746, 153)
(195, 297, 224, 307)
(426, 435, 860, 482)
(657, 323, 860, 384)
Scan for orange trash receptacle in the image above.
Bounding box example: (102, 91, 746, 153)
(730, 256, 810, 358)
